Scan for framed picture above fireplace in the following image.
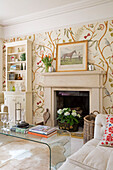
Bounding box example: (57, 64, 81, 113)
(56, 40, 88, 72)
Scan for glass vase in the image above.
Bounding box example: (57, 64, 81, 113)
(45, 64, 49, 72)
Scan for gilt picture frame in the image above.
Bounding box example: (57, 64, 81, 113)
(56, 40, 88, 72)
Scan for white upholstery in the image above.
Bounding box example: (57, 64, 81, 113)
(59, 114, 113, 170)
(94, 114, 106, 140)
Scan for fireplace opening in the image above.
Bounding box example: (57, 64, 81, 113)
(56, 91, 89, 127)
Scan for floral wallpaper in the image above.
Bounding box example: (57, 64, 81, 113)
(2, 19, 113, 123)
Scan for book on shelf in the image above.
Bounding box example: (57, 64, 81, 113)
(28, 125, 57, 135)
(28, 130, 57, 138)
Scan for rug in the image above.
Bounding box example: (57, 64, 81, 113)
(0, 134, 70, 170)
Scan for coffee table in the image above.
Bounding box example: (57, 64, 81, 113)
(0, 128, 71, 170)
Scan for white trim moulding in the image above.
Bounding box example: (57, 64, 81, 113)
(1, 0, 112, 26)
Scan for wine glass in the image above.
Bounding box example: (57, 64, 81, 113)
(6, 115, 10, 131)
(1, 115, 7, 130)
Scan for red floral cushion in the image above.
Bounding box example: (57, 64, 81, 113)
(100, 114, 113, 147)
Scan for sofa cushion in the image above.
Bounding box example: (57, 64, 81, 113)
(99, 114, 113, 147)
(68, 138, 113, 170)
(58, 159, 85, 170)
(94, 114, 106, 140)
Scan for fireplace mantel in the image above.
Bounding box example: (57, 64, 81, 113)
(41, 70, 105, 88)
(40, 70, 105, 126)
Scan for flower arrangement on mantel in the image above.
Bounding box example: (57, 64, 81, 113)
(41, 54, 53, 72)
(57, 108, 81, 131)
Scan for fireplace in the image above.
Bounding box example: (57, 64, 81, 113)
(55, 90, 89, 126)
(40, 71, 105, 126)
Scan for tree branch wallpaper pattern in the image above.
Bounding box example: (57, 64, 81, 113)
(2, 19, 113, 123)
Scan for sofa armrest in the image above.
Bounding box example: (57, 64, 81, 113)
(94, 114, 106, 140)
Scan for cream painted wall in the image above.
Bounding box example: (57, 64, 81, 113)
(3, 1, 113, 39)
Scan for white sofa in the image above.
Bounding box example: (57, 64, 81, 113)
(58, 114, 113, 170)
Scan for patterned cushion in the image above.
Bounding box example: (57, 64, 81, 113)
(100, 114, 113, 147)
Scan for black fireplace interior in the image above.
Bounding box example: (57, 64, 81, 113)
(56, 91, 89, 127)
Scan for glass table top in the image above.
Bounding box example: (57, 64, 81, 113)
(0, 127, 71, 170)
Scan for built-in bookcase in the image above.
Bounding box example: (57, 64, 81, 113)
(4, 40, 32, 124)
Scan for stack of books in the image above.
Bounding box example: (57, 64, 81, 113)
(10, 125, 33, 134)
(28, 125, 57, 138)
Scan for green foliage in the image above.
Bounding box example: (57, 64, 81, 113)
(42, 55, 53, 67)
(20, 53, 26, 61)
(57, 108, 81, 126)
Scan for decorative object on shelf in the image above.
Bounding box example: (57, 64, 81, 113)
(88, 64, 95, 71)
(56, 40, 88, 72)
(10, 56, 15, 62)
(20, 63, 23, 70)
(17, 74, 22, 80)
(57, 108, 81, 132)
(15, 83, 22, 92)
(9, 73, 15, 80)
(12, 86, 15, 91)
(48, 66, 53, 72)
(15, 59, 18, 62)
(18, 47, 23, 52)
(23, 63, 26, 70)
(18, 48, 21, 52)
(20, 83, 25, 92)
(41, 54, 53, 72)
(20, 53, 26, 61)
(10, 65, 20, 71)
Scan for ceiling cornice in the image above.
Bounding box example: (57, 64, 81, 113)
(1, 0, 113, 26)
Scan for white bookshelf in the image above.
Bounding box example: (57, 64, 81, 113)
(4, 40, 32, 124)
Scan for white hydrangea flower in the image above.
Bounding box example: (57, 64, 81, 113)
(64, 112, 70, 116)
(77, 114, 81, 118)
(63, 108, 68, 111)
(57, 109, 63, 114)
(72, 110, 77, 117)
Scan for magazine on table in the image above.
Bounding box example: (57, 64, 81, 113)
(29, 125, 57, 135)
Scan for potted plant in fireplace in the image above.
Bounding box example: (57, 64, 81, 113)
(57, 108, 81, 132)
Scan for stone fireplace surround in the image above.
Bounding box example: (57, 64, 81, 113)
(41, 71, 105, 126)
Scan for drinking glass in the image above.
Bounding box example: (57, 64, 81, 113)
(1, 115, 7, 130)
(6, 115, 10, 131)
